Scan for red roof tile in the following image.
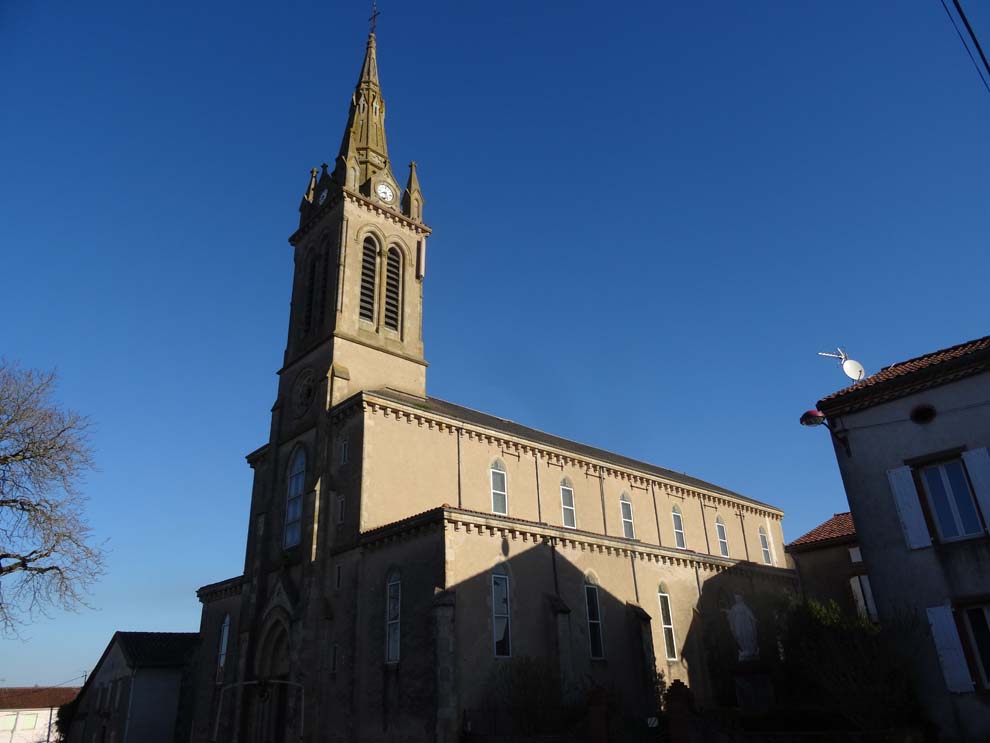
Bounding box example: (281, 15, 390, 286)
(0, 686, 80, 710)
(817, 336, 990, 416)
(787, 512, 856, 548)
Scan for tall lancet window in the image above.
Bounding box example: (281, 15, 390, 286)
(283, 448, 306, 549)
(384, 247, 402, 331)
(359, 236, 378, 322)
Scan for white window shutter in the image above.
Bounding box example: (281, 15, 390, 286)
(961, 448, 990, 532)
(887, 466, 931, 549)
(926, 605, 974, 693)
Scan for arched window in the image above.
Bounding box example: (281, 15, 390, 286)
(303, 253, 317, 334)
(383, 247, 402, 331)
(492, 565, 511, 657)
(490, 460, 507, 515)
(715, 516, 729, 557)
(216, 613, 230, 683)
(283, 448, 306, 548)
(657, 584, 677, 661)
(585, 572, 604, 659)
(359, 236, 378, 322)
(759, 526, 774, 565)
(385, 570, 401, 663)
(560, 478, 576, 528)
(619, 493, 635, 539)
(672, 505, 686, 549)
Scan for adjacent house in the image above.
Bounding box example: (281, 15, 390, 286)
(0, 687, 79, 743)
(66, 632, 199, 743)
(813, 335, 990, 742)
(785, 512, 877, 621)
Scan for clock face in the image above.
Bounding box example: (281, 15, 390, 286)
(376, 183, 394, 202)
(291, 370, 317, 417)
(318, 188, 329, 206)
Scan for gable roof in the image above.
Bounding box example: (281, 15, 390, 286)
(818, 335, 990, 416)
(0, 686, 80, 711)
(115, 632, 199, 668)
(787, 512, 856, 550)
(368, 389, 777, 511)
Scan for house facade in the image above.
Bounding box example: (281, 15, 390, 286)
(816, 335, 990, 742)
(189, 28, 797, 743)
(67, 632, 199, 743)
(0, 687, 79, 743)
(785, 512, 877, 621)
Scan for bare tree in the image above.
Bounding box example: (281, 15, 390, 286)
(0, 361, 104, 634)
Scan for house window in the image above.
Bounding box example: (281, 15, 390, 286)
(672, 506, 686, 549)
(490, 460, 508, 515)
(283, 448, 306, 549)
(848, 546, 862, 563)
(337, 496, 345, 525)
(492, 573, 512, 657)
(962, 605, 990, 688)
(560, 479, 576, 528)
(758, 527, 773, 565)
(715, 516, 729, 557)
(216, 613, 230, 683)
(385, 571, 401, 663)
(658, 586, 677, 660)
(919, 460, 983, 541)
(620, 493, 635, 539)
(849, 575, 878, 622)
(585, 578, 605, 659)
(359, 236, 378, 322)
(384, 247, 402, 331)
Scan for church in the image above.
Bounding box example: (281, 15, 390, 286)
(188, 27, 796, 743)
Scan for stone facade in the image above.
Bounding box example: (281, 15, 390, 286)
(189, 28, 797, 743)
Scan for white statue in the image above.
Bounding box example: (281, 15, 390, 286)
(726, 593, 759, 662)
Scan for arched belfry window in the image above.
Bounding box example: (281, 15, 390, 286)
(303, 252, 318, 334)
(490, 460, 507, 515)
(384, 247, 402, 331)
(715, 516, 730, 557)
(283, 448, 306, 549)
(359, 236, 378, 322)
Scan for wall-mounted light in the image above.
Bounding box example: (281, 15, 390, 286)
(799, 408, 850, 456)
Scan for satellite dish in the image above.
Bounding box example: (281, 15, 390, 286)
(842, 358, 865, 381)
(818, 347, 867, 382)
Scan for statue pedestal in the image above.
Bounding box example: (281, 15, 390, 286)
(733, 661, 774, 714)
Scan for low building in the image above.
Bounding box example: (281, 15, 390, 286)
(67, 632, 199, 743)
(0, 687, 79, 743)
(785, 512, 877, 621)
(813, 335, 990, 742)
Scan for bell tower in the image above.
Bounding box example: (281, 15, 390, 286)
(284, 31, 431, 408)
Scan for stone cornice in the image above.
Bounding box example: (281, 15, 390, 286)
(359, 506, 795, 581)
(358, 391, 783, 519)
(289, 188, 431, 246)
(196, 575, 245, 603)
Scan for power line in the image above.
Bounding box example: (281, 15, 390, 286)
(939, 0, 990, 93)
(953, 0, 990, 80)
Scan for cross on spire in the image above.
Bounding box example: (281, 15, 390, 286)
(369, 1, 380, 34)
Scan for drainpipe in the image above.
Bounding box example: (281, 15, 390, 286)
(123, 669, 137, 743)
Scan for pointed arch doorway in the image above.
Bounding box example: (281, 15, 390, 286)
(253, 620, 290, 743)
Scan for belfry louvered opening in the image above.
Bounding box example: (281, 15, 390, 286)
(384, 247, 401, 331)
(359, 237, 378, 322)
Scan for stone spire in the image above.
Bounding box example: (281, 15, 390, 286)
(334, 33, 392, 196)
(402, 161, 424, 222)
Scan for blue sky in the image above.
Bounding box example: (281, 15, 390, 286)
(2, 0, 988, 685)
